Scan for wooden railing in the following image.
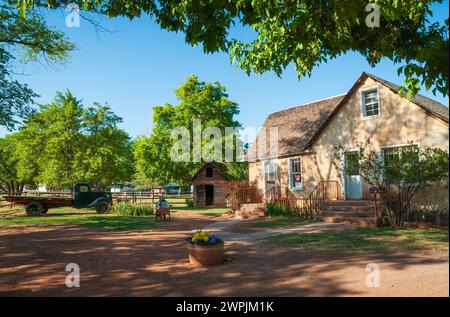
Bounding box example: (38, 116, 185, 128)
(266, 181, 344, 216)
(226, 186, 263, 211)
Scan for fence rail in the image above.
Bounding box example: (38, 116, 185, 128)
(267, 181, 344, 216)
(1, 191, 193, 208)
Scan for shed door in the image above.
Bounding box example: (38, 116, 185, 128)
(205, 185, 214, 206)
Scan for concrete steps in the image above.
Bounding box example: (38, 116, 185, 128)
(235, 203, 266, 219)
(315, 200, 379, 227)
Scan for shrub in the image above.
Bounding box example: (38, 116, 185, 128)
(266, 202, 291, 217)
(112, 203, 154, 217)
(407, 208, 449, 227)
(185, 198, 194, 208)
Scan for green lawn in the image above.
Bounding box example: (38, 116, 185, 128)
(172, 207, 230, 215)
(263, 227, 449, 254)
(249, 217, 318, 229)
(0, 207, 155, 231)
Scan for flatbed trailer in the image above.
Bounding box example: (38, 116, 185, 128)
(4, 183, 113, 216)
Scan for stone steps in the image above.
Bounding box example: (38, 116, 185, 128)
(235, 203, 266, 219)
(316, 200, 379, 228)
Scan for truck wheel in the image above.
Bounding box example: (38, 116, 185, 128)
(26, 202, 45, 217)
(96, 201, 110, 214)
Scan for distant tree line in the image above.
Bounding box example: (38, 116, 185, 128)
(0, 76, 249, 195)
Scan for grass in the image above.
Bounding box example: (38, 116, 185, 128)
(263, 227, 449, 254)
(172, 207, 230, 215)
(0, 206, 155, 231)
(249, 217, 318, 229)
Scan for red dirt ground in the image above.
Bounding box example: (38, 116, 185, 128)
(0, 213, 448, 297)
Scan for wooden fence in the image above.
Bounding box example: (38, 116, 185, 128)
(1, 190, 193, 208)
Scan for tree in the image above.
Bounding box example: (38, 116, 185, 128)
(0, 2, 74, 130)
(75, 103, 134, 188)
(21, 0, 449, 97)
(0, 134, 37, 195)
(134, 75, 247, 187)
(18, 91, 133, 189)
(334, 143, 449, 227)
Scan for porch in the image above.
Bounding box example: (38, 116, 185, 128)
(230, 181, 382, 227)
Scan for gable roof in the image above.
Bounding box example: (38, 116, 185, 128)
(191, 162, 228, 181)
(247, 95, 345, 160)
(305, 72, 449, 149)
(365, 72, 449, 123)
(248, 72, 449, 161)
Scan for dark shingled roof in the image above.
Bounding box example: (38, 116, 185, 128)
(248, 72, 449, 161)
(247, 95, 345, 160)
(365, 72, 449, 122)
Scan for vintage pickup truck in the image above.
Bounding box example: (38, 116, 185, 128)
(4, 183, 113, 216)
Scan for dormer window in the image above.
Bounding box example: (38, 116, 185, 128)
(361, 88, 380, 118)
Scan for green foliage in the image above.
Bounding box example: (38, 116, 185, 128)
(112, 203, 154, 217)
(0, 207, 155, 231)
(0, 134, 34, 194)
(408, 208, 449, 227)
(134, 75, 246, 186)
(15, 90, 133, 189)
(20, 0, 449, 96)
(263, 227, 449, 254)
(185, 198, 194, 208)
(334, 143, 449, 227)
(0, 3, 74, 130)
(266, 202, 291, 217)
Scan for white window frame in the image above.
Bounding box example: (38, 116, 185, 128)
(288, 157, 304, 191)
(379, 143, 420, 184)
(360, 86, 381, 119)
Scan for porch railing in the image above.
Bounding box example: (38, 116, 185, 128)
(226, 186, 263, 211)
(266, 181, 344, 216)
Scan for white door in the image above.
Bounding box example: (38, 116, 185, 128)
(344, 151, 362, 200)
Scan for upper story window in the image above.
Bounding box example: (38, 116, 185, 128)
(361, 88, 380, 118)
(206, 167, 213, 177)
(289, 157, 303, 190)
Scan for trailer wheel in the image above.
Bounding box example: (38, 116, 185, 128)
(95, 201, 110, 214)
(26, 202, 45, 217)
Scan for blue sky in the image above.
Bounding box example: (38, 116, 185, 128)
(3, 2, 449, 138)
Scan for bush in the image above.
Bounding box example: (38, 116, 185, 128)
(407, 208, 449, 227)
(112, 203, 154, 217)
(185, 198, 194, 208)
(266, 202, 291, 217)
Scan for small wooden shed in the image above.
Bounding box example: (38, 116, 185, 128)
(192, 163, 228, 208)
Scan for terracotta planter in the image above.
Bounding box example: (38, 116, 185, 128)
(186, 241, 224, 267)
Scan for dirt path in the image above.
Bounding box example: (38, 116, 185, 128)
(0, 216, 448, 297)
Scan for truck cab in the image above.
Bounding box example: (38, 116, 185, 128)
(72, 183, 113, 213)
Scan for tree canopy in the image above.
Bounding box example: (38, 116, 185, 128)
(14, 91, 134, 189)
(134, 75, 247, 187)
(0, 2, 74, 130)
(19, 0, 449, 97)
(0, 134, 34, 195)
